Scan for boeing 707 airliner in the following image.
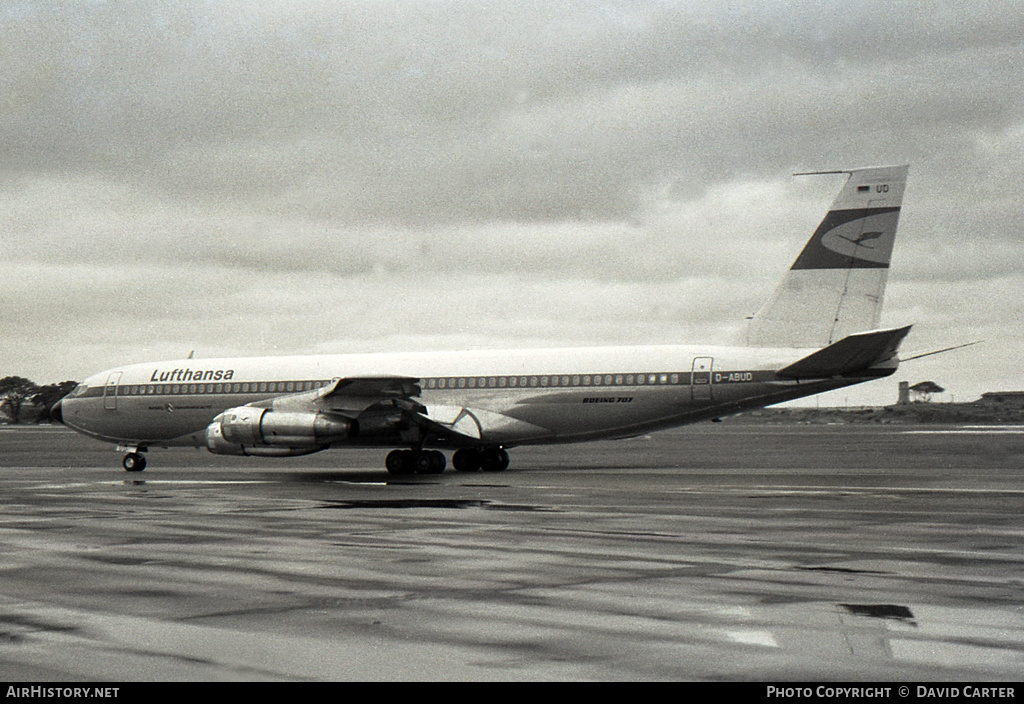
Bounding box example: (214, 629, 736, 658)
(54, 165, 911, 474)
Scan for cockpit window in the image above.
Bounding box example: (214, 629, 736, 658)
(68, 384, 88, 398)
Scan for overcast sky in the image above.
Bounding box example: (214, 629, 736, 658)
(2, 0, 1022, 406)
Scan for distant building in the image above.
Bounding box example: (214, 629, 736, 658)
(978, 391, 1024, 408)
(897, 380, 945, 404)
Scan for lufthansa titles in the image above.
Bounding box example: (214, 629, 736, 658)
(150, 368, 235, 383)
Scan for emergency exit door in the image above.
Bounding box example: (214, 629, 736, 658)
(103, 371, 122, 410)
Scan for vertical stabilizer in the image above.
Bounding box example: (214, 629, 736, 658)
(746, 165, 909, 349)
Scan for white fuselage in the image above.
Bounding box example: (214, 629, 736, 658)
(59, 342, 876, 450)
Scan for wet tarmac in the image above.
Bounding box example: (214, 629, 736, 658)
(0, 423, 1022, 681)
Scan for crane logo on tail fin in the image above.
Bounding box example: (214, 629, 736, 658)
(793, 207, 901, 270)
(836, 230, 884, 248)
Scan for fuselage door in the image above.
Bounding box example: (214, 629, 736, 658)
(691, 357, 713, 401)
(103, 371, 123, 410)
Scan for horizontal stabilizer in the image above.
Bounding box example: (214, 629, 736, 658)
(777, 325, 912, 379)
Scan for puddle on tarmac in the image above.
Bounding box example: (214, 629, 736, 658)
(841, 603, 917, 624)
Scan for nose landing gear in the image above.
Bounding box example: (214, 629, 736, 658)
(122, 452, 147, 472)
(118, 444, 148, 472)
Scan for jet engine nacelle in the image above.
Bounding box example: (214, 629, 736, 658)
(204, 423, 324, 457)
(205, 407, 353, 456)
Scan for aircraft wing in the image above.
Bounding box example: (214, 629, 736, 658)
(777, 325, 913, 379)
(315, 376, 425, 414)
(261, 375, 546, 444)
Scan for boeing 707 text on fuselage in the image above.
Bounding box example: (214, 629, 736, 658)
(54, 166, 912, 474)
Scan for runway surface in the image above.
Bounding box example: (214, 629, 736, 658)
(0, 423, 1022, 681)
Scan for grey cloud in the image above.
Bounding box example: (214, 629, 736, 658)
(4, 2, 1022, 226)
(2, 1, 1022, 403)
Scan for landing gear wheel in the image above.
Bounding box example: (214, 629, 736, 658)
(122, 452, 147, 472)
(452, 448, 481, 472)
(386, 450, 447, 475)
(385, 450, 415, 475)
(415, 450, 446, 474)
(480, 448, 510, 472)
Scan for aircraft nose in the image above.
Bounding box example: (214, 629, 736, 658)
(50, 400, 64, 425)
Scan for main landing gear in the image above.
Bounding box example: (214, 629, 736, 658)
(383, 447, 510, 475)
(384, 449, 447, 476)
(452, 447, 509, 473)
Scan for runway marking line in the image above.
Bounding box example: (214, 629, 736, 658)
(902, 426, 1024, 434)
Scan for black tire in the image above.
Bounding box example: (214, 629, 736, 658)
(427, 450, 447, 474)
(414, 451, 435, 474)
(385, 450, 414, 475)
(123, 453, 146, 472)
(480, 448, 509, 472)
(411, 450, 446, 474)
(452, 448, 481, 472)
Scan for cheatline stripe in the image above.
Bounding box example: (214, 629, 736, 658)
(74, 370, 781, 398)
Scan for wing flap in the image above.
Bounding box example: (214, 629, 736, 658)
(419, 404, 483, 439)
(777, 325, 912, 379)
(416, 404, 552, 444)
